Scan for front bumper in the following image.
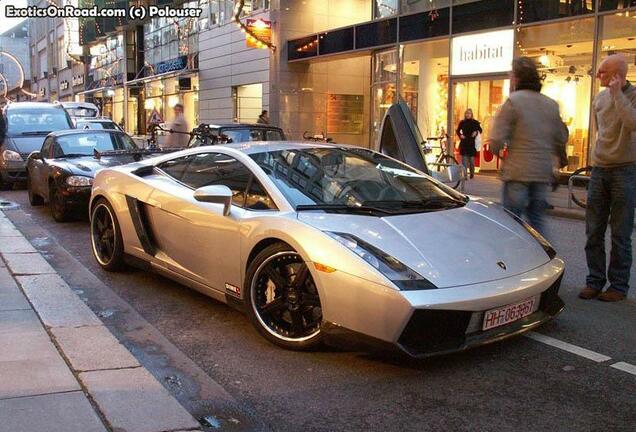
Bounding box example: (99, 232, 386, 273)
(60, 185, 92, 212)
(0, 161, 27, 183)
(317, 258, 565, 358)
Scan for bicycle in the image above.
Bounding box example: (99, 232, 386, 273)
(568, 165, 592, 209)
(422, 136, 463, 190)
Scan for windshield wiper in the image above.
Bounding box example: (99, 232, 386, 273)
(363, 197, 466, 209)
(20, 131, 51, 135)
(295, 204, 395, 215)
(60, 153, 91, 158)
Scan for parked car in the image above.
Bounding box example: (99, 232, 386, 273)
(26, 129, 141, 222)
(58, 102, 100, 118)
(187, 123, 286, 147)
(74, 118, 123, 131)
(88, 141, 564, 357)
(1, 102, 74, 190)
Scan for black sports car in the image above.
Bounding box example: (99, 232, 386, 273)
(26, 129, 151, 222)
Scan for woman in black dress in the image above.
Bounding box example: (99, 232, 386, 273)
(455, 108, 482, 179)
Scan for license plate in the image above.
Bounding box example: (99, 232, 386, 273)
(482, 296, 540, 331)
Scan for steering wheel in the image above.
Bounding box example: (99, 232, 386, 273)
(334, 180, 384, 202)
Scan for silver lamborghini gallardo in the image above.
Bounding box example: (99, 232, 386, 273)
(89, 142, 564, 357)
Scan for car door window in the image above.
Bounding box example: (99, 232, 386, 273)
(40, 137, 53, 158)
(245, 177, 277, 210)
(180, 153, 250, 207)
(157, 155, 192, 181)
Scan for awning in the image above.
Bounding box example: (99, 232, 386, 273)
(76, 84, 124, 96)
(124, 68, 198, 87)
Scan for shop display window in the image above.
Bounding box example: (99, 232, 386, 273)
(518, 0, 596, 24)
(372, 50, 399, 145)
(356, 18, 398, 49)
(516, 17, 595, 171)
(599, 0, 636, 10)
(399, 39, 449, 142)
(319, 28, 354, 55)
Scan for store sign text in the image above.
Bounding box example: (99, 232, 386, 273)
(155, 56, 187, 75)
(451, 29, 514, 76)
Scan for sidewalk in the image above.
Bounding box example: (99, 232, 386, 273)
(461, 173, 587, 221)
(0, 211, 202, 432)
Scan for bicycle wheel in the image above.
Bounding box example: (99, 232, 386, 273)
(570, 166, 592, 209)
(435, 154, 462, 190)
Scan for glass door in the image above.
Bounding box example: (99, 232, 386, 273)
(371, 50, 398, 148)
(451, 77, 509, 172)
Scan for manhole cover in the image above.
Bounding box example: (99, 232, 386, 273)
(0, 201, 19, 210)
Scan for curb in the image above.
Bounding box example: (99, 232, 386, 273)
(0, 211, 203, 432)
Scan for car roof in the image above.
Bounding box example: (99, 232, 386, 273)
(74, 118, 115, 122)
(58, 102, 99, 108)
(49, 129, 126, 137)
(6, 102, 64, 110)
(196, 140, 342, 155)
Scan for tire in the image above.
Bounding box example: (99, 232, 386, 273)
(0, 174, 12, 191)
(437, 154, 461, 189)
(244, 242, 323, 351)
(49, 183, 72, 222)
(27, 173, 44, 206)
(90, 198, 126, 271)
(570, 166, 592, 209)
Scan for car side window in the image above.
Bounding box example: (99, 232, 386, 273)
(245, 177, 277, 210)
(157, 155, 192, 181)
(179, 153, 250, 207)
(40, 137, 53, 158)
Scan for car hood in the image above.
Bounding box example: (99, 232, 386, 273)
(55, 155, 141, 176)
(8, 136, 47, 155)
(297, 199, 550, 288)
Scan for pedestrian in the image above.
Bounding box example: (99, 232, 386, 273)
(579, 54, 636, 302)
(164, 103, 190, 148)
(487, 57, 568, 237)
(257, 110, 269, 124)
(455, 108, 482, 179)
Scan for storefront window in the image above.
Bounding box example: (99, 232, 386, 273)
(89, 34, 124, 83)
(144, 1, 199, 68)
(599, 0, 636, 10)
(400, 0, 450, 14)
(598, 12, 636, 82)
(400, 39, 449, 142)
(452, 0, 514, 34)
(374, 0, 399, 19)
(516, 18, 595, 171)
(399, 2, 450, 42)
(518, 0, 596, 24)
(372, 50, 398, 146)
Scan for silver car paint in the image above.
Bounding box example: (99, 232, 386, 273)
(90, 142, 565, 345)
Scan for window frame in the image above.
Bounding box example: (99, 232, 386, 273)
(155, 151, 279, 211)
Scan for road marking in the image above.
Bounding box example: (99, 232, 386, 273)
(610, 362, 636, 376)
(525, 332, 612, 363)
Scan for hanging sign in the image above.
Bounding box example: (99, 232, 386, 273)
(246, 19, 272, 49)
(451, 29, 514, 76)
(147, 108, 164, 125)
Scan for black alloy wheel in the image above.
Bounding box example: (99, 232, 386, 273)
(90, 199, 125, 271)
(49, 183, 71, 222)
(27, 173, 44, 206)
(246, 243, 323, 350)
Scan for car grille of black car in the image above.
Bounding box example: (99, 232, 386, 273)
(397, 275, 564, 356)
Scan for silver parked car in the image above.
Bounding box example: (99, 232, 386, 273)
(88, 142, 564, 357)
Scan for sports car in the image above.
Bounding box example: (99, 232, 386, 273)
(88, 141, 564, 357)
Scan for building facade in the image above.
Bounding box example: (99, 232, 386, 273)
(287, 0, 636, 172)
(0, 22, 31, 103)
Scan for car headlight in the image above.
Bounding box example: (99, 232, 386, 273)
(2, 149, 23, 162)
(504, 209, 557, 259)
(65, 175, 93, 187)
(325, 231, 438, 291)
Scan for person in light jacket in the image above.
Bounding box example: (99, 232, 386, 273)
(487, 57, 568, 237)
(164, 104, 190, 148)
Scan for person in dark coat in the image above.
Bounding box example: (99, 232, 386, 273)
(456, 108, 482, 179)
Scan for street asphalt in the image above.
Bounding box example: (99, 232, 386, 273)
(0, 188, 634, 432)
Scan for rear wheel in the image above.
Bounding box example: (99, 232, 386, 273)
(49, 183, 71, 222)
(90, 198, 125, 271)
(245, 243, 323, 350)
(27, 173, 44, 206)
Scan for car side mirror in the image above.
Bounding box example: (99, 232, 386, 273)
(29, 151, 42, 160)
(193, 185, 233, 216)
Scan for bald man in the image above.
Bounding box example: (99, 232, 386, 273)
(579, 55, 636, 302)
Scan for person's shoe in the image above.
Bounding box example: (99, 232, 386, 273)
(598, 288, 626, 302)
(578, 287, 601, 300)
(470, 173, 474, 179)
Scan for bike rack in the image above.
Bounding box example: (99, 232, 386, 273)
(567, 174, 590, 208)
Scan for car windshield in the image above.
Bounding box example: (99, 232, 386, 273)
(65, 107, 98, 117)
(7, 108, 73, 135)
(224, 128, 285, 143)
(76, 121, 118, 130)
(54, 133, 138, 157)
(250, 147, 467, 213)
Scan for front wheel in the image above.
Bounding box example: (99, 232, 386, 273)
(90, 198, 125, 271)
(245, 243, 323, 350)
(49, 183, 72, 222)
